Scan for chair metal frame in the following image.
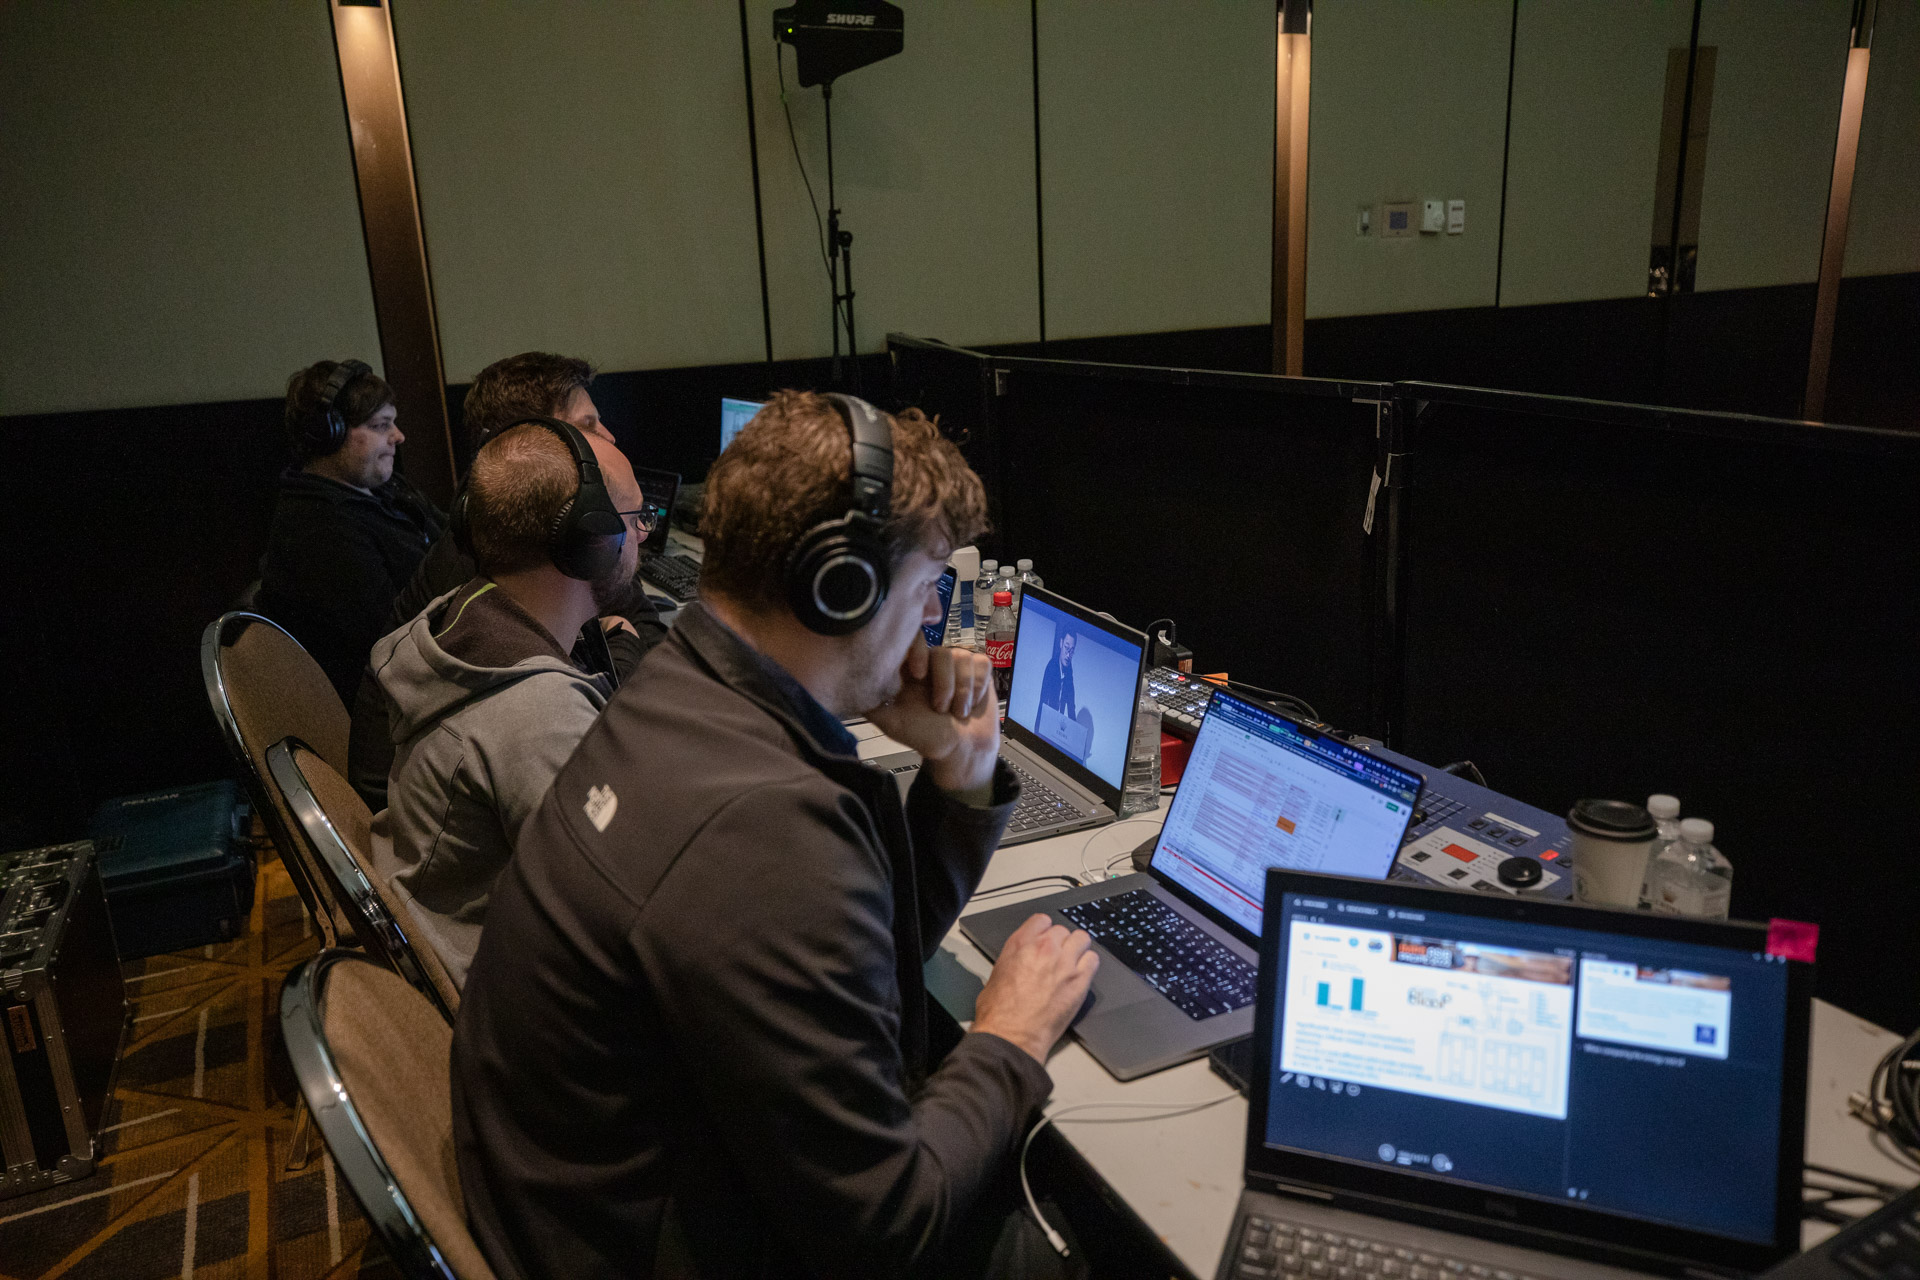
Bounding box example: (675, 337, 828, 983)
(199, 611, 346, 946)
(267, 739, 453, 1023)
(280, 950, 469, 1280)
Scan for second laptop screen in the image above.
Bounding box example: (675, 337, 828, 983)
(1005, 594, 1142, 790)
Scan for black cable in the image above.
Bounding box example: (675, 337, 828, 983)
(1209, 677, 1319, 724)
(1862, 1025, 1920, 1167)
(971, 875, 1082, 901)
(737, 0, 775, 377)
(775, 42, 833, 286)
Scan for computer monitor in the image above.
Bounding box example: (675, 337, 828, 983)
(720, 397, 763, 454)
(1148, 691, 1421, 938)
(1004, 589, 1144, 792)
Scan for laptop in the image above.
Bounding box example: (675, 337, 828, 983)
(872, 585, 1146, 846)
(961, 688, 1423, 1080)
(1220, 869, 1811, 1280)
(630, 466, 679, 546)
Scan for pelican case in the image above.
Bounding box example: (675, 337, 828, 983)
(1, 841, 127, 1199)
(88, 781, 255, 959)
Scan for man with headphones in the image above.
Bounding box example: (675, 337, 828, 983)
(454, 391, 1095, 1278)
(258, 359, 445, 703)
(365, 416, 646, 990)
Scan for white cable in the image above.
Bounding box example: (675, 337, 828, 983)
(1076, 817, 1164, 886)
(1019, 1092, 1242, 1257)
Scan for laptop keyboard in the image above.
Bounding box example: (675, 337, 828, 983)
(639, 552, 700, 602)
(1003, 756, 1090, 835)
(1232, 1217, 1549, 1280)
(1060, 889, 1256, 1020)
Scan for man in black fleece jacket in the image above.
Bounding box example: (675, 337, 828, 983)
(453, 391, 1097, 1278)
(257, 360, 443, 705)
(346, 352, 668, 809)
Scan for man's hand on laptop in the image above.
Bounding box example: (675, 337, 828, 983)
(868, 643, 999, 795)
(972, 914, 1099, 1064)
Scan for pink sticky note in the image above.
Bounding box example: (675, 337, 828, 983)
(1766, 918, 1819, 963)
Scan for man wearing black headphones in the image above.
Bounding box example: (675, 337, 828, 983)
(366, 417, 646, 990)
(454, 390, 1095, 1279)
(258, 360, 445, 704)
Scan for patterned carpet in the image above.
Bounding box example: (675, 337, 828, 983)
(0, 840, 394, 1280)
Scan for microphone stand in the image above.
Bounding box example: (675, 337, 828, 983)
(822, 82, 862, 394)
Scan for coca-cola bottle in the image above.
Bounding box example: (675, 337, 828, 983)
(985, 589, 1017, 711)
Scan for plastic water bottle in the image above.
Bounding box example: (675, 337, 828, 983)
(986, 590, 1017, 709)
(997, 564, 1020, 623)
(1647, 818, 1733, 919)
(1120, 691, 1163, 815)
(1639, 794, 1681, 907)
(973, 560, 998, 652)
(1016, 558, 1043, 604)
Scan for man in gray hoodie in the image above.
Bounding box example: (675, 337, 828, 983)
(369, 417, 647, 988)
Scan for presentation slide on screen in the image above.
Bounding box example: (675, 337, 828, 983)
(1280, 919, 1575, 1120)
(1153, 718, 1411, 932)
(1576, 960, 1732, 1060)
(1006, 601, 1138, 787)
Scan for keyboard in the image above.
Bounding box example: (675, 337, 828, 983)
(640, 552, 701, 603)
(1766, 1182, 1920, 1280)
(1229, 1216, 1546, 1280)
(1002, 755, 1091, 836)
(1060, 889, 1255, 1020)
(1145, 666, 1216, 739)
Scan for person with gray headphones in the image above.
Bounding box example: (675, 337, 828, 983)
(367, 415, 649, 991)
(257, 359, 444, 704)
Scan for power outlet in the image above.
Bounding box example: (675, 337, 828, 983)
(1421, 199, 1445, 234)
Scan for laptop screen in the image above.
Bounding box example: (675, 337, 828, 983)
(720, 397, 763, 454)
(1148, 692, 1420, 937)
(630, 467, 679, 549)
(1004, 591, 1143, 791)
(1264, 885, 1795, 1247)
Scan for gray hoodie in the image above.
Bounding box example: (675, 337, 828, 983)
(370, 579, 613, 989)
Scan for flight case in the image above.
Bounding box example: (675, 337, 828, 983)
(89, 780, 256, 958)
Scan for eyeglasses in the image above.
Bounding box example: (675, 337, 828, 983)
(614, 505, 662, 538)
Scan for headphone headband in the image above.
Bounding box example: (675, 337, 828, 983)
(449, 416, 626, 581)
(299, 358, 373, 458)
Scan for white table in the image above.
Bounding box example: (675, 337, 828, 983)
(853, 726, 1918, 1277)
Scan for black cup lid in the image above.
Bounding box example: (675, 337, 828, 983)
(1567, 798, 1656, 841)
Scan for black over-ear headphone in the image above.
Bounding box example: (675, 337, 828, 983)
(786, 393, 895, 636)
(449, 416, 627, 581)
(300, 359, 372, 458)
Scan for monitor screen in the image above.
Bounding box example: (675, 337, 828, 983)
(720, 397, 763, 454)
(1265, 888, 1792, 1245)
(1149, 693, 1420, 936)
(1005, 592, 1142, 790)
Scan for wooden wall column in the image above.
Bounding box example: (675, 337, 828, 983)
(1803, 0, 1877, 422)
(329, 0, 455, 505)
(1272, 0, 1311, 377)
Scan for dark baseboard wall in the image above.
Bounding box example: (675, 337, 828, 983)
(1, 273, 1910, 844)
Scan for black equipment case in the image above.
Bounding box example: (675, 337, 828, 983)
(88, 780, 256, 959)
(1, 841, 128, 1198)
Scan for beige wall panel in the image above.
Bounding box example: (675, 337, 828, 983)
(746, 0, 1038, 358)
(0, 2, 381, 417)
(1691, 0, 1852, 293)
(1306, 0, 1511, 319)
(1500, 1, 1694, 308)
(1034, 0, 1273, 341)
(1847, 0, 1920, 278)
(392, 2, 767, 381)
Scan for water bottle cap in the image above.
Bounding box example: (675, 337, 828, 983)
(1646, 794, 1681, 820)
(993, 590, 1013, 606)
(1017, 558, 1033, 571)
(981, 560, 997, 572)
(999, 565, 1016, 577)
(1679, 817, 1715, 844)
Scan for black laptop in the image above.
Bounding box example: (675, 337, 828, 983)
(871, 585, 1147, 846)
(1218, 869, 1812, 1280)
(962, 689, 1423, 1080)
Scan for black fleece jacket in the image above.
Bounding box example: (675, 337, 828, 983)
(451, 604, 1052, 1279)
(255, 468, 443, 704)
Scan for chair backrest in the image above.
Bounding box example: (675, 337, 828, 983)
(201, 612, 355, 944)
(281, 951, 497, 1280)
(268, 739, 458, 1021)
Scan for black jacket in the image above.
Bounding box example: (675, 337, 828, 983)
(255, 468, 443, 704)
(451, 604, 1051, 1279)
(345, 532, 667, 810)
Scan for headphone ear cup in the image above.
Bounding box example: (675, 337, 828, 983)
(449, 485, 473, 557)
(548, 495, 626, 581)
(786, 515, 890, 636)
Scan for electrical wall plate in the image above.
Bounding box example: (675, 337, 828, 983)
(1447, 199, 1466, 234)
(1357, 205, 1371, 236)
(1381, 201, 1415, 239)
(1421, 199, 1445, 234)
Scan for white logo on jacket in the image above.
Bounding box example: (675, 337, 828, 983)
(585, 784, 619, 832)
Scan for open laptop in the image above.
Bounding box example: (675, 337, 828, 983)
(1220, 869, 1811, 1280)
(872, 585, 1146, 846)
(961, 688, 1423, 1080)
(630, 466, 679, 544)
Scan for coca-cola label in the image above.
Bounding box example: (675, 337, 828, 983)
(986, 637, 1015, 668)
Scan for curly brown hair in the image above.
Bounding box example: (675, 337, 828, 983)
(699, 390, 988, 615)
(461, 352, 595, 452)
